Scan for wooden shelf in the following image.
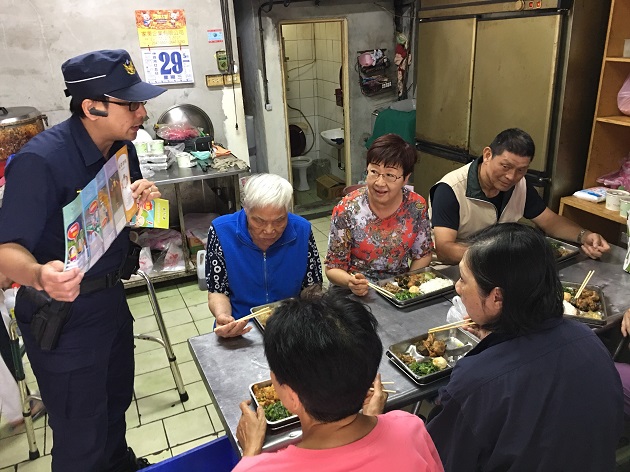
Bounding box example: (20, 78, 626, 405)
(559, 196, 626, 245)
(606, 57, 630, 63)
(596, 115, 630, 126)
(560, 196, 627, 224)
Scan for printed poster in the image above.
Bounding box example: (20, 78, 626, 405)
(63, 196, 90, 272)
(115, 147, 137, 222)
(135, 9, 188, 47)
(95, 170, 117, 249)
(81, 179, 105, 264)
(103, 156, 126, 235)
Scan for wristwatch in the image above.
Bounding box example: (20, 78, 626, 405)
(577, 228, 587, 244)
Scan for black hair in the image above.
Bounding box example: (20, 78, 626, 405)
(69, 95, 109, 118)
(366, 133, 417, 177)
(264, 293, 383, 423)
(489, 128, 535, 161)
(464, 223, 563, 335)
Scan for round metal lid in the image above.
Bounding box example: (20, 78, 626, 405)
(156, 104, 214, 138)
(0, 106, 42, 126)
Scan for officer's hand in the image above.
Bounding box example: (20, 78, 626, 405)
(131, 179, 161, 206)
(214, 314, 252, 338)
(38, 261, 83, 302)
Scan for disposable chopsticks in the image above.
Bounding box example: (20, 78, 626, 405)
(366, 281, 397, 299)
(369, 387, 397, 394)
(212, 306, 271, 332)
(574, 270, 595, 300)
(428, 319, 476, 334)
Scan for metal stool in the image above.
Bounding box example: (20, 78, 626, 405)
(133, 270, 188, 402)
(8, 319, 40, 460)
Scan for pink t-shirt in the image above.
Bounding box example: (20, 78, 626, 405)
(233, 411, 444, 472)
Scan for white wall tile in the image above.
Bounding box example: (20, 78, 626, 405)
(300, 79, 314, 98)
(283, 24, 297, 41)
(332, 40, 342, 62)
(297, 23, 313, 40)
(300, 97, 315, 116)
(286, 61, 299, 81)
(284, 40, 297, 62)
(315, 39, 327, 61)
(297, 40, 313, 61)
(326, 22, 339, 40)
(286, 82, 300, 101)
(314, 22, 325, 39)
(298, 61, 315, 80)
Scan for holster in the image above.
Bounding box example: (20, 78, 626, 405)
(17, 286, 71, 351)
(119, 241, 142, 280)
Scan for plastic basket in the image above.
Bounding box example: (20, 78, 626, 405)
(143, 436, 239, 471)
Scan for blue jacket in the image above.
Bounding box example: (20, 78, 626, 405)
(212, 209, 313, 319)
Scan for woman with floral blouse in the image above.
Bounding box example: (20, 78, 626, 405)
(325, 133, 433, 296)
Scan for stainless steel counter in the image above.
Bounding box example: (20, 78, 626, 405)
(151, 164, 243, 186)
(188, 245, 630, 455)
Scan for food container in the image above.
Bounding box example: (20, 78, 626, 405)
(250, 300, 285, 332)
(546, 237, 580, 263)
(249, 379, 299, 429)
(375, 268, 455, 308)
(561, 282, 608, 326)
(0, 106, 48, 161)
(605, 189, 630, 211)
(386, 328, 479, 385)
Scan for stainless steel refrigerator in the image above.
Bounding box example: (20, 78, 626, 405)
(413, 0, 610, 210)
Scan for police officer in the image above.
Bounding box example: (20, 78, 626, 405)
(0, 50, 165, 471)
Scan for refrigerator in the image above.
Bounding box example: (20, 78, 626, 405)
(413, 0, 611, 210)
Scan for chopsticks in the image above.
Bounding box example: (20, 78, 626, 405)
(574, 270, 595, 300)
(428, 319, 476, 334)
(212, 306, 271, 332)
(366, 280, 397, 299)
(370, 387, 397, 394)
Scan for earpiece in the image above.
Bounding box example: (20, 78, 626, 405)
(88, 107, 108, 117)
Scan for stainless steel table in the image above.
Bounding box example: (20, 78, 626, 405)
(189, 244, 630, 455)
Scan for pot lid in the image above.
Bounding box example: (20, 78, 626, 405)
(156, 104, 214, 139)
(0, 106, 42, 126)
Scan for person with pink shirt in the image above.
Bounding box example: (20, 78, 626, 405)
(232, 293, 443, 472)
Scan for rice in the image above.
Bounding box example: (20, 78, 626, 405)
(420, 278, 454, 294)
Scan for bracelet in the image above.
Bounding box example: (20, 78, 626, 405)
(577, 228, 587, 244)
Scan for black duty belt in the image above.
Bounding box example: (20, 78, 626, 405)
(80, 270, 121, 295)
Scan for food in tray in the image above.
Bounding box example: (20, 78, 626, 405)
(562, 286, 604, 320)
(381, 272, 454, 301)
(252, 383, 293, 422)
(257, 308, 274, 328)
(549, 241, 572, 259)
(419, 333, 446, 357)
(397, 353, 449, 377)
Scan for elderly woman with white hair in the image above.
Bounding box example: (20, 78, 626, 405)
(205, 173, 323, 338)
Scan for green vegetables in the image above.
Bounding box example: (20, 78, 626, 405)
(264, 401, 291, 422)
(394, 290, 416, 301)
(409, 360, 439, 376)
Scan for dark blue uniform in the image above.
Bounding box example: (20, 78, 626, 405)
(0, 115, 141, 471)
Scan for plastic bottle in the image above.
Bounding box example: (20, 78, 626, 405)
(4, 283, 19, 320)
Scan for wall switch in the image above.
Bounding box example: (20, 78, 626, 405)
(265, 103, 273, 111)
(206, 75, 224, 87)
(223, 74, 241, 85)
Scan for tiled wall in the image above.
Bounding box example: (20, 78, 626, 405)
(282, 21, 344, 181)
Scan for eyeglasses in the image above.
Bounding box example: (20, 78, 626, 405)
(96, 99, 147, 112)
(366, 168, 403, 183)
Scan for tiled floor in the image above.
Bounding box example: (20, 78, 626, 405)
(0, 215, 332, 471)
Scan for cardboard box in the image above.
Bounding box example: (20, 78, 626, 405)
(316, 174, 345, 200)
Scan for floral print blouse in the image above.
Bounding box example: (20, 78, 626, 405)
(325, 186, 433, 280)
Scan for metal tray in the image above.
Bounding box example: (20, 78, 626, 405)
(385, 328, 479, 385)
(374, 267, 455, 308)
(546, 237, 580, 263)
(250, 301, 285, 332)
(386, 328, 479, 385)
(561, 281, 608, 326)
(249, 379, 299, 430)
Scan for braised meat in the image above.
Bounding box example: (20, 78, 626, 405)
(418, 333, 446, 357)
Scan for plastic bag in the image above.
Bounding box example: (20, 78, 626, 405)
(618, 73, 630, 116)
(596, 154, 630, 190)
(138, 246, 154, 274)
(446, 295, 468, 323)
(155, 123, 201, 141)
(152, 242, 185, 273)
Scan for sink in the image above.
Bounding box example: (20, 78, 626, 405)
(320, 128, 345, 149)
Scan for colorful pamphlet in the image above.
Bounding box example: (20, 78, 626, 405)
(62, 146, 169, 271)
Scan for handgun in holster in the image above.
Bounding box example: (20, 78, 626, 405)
(119, 241, 142, 280)
(17, 286, 71, 351)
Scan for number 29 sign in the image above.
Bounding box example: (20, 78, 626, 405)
(141, 48, 195, 85)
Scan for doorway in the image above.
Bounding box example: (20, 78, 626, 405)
(280, 19, 349, 218)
